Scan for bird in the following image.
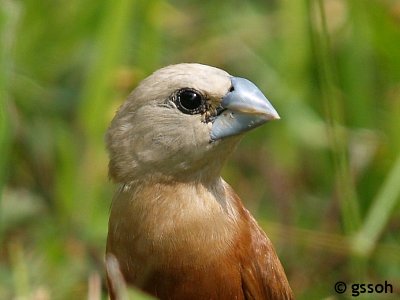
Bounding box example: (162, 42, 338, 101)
(105, 63, 294, 300)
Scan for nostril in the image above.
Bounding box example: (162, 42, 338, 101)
(216, 105, 226, 116)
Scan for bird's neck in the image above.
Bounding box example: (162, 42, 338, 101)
(115, 176, 240, 232)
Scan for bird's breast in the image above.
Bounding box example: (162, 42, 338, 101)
(107, 180, 240, 280)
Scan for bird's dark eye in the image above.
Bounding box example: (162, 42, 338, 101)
(175, 88, 205, 115)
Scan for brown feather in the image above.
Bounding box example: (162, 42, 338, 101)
(226, 184, 293, 299)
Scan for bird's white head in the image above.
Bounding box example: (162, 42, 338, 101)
(106, 63, 279, 182)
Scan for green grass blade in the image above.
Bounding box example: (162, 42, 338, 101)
(353, 154, 400, 256)
(313, 0, 361, 233)
(78, 0, 135, 140)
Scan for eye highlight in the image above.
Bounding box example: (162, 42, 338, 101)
(175, 88, 206, 115)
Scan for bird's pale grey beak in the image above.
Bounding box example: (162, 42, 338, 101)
(210, 77, 279, 141)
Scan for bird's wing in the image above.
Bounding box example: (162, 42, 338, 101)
(240, 215, 294, 300)
(225, 183, 294, 300)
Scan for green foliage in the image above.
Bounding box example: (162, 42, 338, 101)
(1, 0, 399, 299)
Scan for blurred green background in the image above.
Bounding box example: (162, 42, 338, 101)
(1, 0, 400, 299)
